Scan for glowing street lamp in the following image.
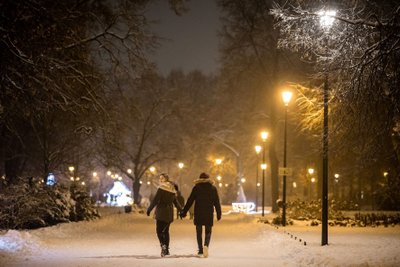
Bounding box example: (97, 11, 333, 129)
(255, 145, 262, 211)
(260, 131, 268, 217)
(318, 9, 336, 246)
(215, 158, 222, 165)
(149, 166, 156, 173)
(281, 90, 293, 226)
(178, 162, 184, 188)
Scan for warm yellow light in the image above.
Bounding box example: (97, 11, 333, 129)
(70, 177, 74, 181)
(334, 173, 339, 179)
(293, 182, 297, 188)
(217, 175, 222, 181)
(224, 183, 229, 187)
(311, 177, 316, 183)
(81, 181, 85, 185)
(149, 166, 156, 173)
(282, 91, 293, 106)
(255, 145, 262, 154)
(107, 171, 112, 176)
(218, 183, 223, 188)
(127, 169, 132, 174)
(308, 168, 315, 175)
(76, 177, 80, 181)
(147, 181, 151, 185)
(139, 180, 143, 184)
(178, 162, 184, 169)
(261, 131, 269, 141)
(215, 158, 222, 165)
(318, 10, 336, 29)
(383, 172, 389, 177)
(261, 163, 267, 170)
(241, 178, 246, 183)
(92, 172, 97, 177)
(257, 182, 261, 187)
(68, 166, 75, 172)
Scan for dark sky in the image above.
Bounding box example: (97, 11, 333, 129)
(146, 0, 220, 75)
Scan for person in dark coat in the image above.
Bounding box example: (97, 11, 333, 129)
(180, 172, 222, 257)
(147, 173, 182, 257)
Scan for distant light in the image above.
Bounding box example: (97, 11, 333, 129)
(76, 177, 80, 181)
(224, 183, 229, 187)
(127, 169, 132, 174)
(255, 145, 262, 154)
(81, 181, 85, 185)
(383, 172, 389, 177)
(140, 180, 143, 184)
(46, 173, 56, 186)
(334, 173, 339, 179)
(178, 162, 184, 169)
(261, 163, 267, 170)
(308, 168, 315, 175)
(217, 175, 222, 181)
(261, 131, 269, 141)
(318, 10, 336, 29)
(293, 182, 297, 188)
(215, 158, 222, 165)
(311, 177, 316, 183)
(68, 166, 75, 172)
(149, 166, 156, 173)
(218, 183, 223, 188)
(147, 181, 151, 185)
(241, 178, 246, 183)
(70, 177, 74, 181)
(257, 182, 261, 187)
(107, 171, 112, 176)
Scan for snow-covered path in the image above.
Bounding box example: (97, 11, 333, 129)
(1, 207, 400, 267)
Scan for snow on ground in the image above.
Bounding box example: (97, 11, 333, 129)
(1, 206, 399, 267)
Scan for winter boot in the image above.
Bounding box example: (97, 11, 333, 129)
(161, 244, 168, 257)
(165, 247, 170, 256)
(203, 246, 209, 258)
(197, 248, 203, 257)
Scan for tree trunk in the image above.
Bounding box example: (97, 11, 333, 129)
(132, 179, 142, 205)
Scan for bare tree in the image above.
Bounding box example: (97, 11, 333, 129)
(271, 0, 400, 207)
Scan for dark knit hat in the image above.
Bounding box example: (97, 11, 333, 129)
(199, 172, 209, 179)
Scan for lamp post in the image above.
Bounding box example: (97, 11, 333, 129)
(255, 145, 262, 212)
(318, 9, 336, 246)
(281, 91, 293, 226)
(178, 162, 184, 189)
(261, 131, 269, 216)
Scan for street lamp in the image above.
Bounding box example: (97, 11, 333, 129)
(255, 145, 262, 212)
(281, 91, 293, 226)
(178, 162, 184, 188)
(261, 131, 269, 216)
(319, 9, 336, 246)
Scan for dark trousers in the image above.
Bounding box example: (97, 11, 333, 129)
(156, 220, 170, 248)
(196, 225, 212, 250)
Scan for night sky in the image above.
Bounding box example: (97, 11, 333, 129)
(146, 0, 220, 75)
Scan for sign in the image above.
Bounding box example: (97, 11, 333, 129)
(279, 167, 293, 176)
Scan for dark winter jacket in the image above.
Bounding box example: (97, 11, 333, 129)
(147, 181, 182, 223)
(182, 179, 222, 226)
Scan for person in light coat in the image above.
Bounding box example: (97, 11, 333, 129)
(147, 173, 182, 257)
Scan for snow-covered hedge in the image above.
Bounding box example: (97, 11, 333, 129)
(271, 199, 400, 227)
(0, 182, 99, 230)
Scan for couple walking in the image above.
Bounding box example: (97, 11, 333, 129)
(146, 172, 222, 258)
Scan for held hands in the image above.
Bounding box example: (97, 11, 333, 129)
(179, 211, 187, 219)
